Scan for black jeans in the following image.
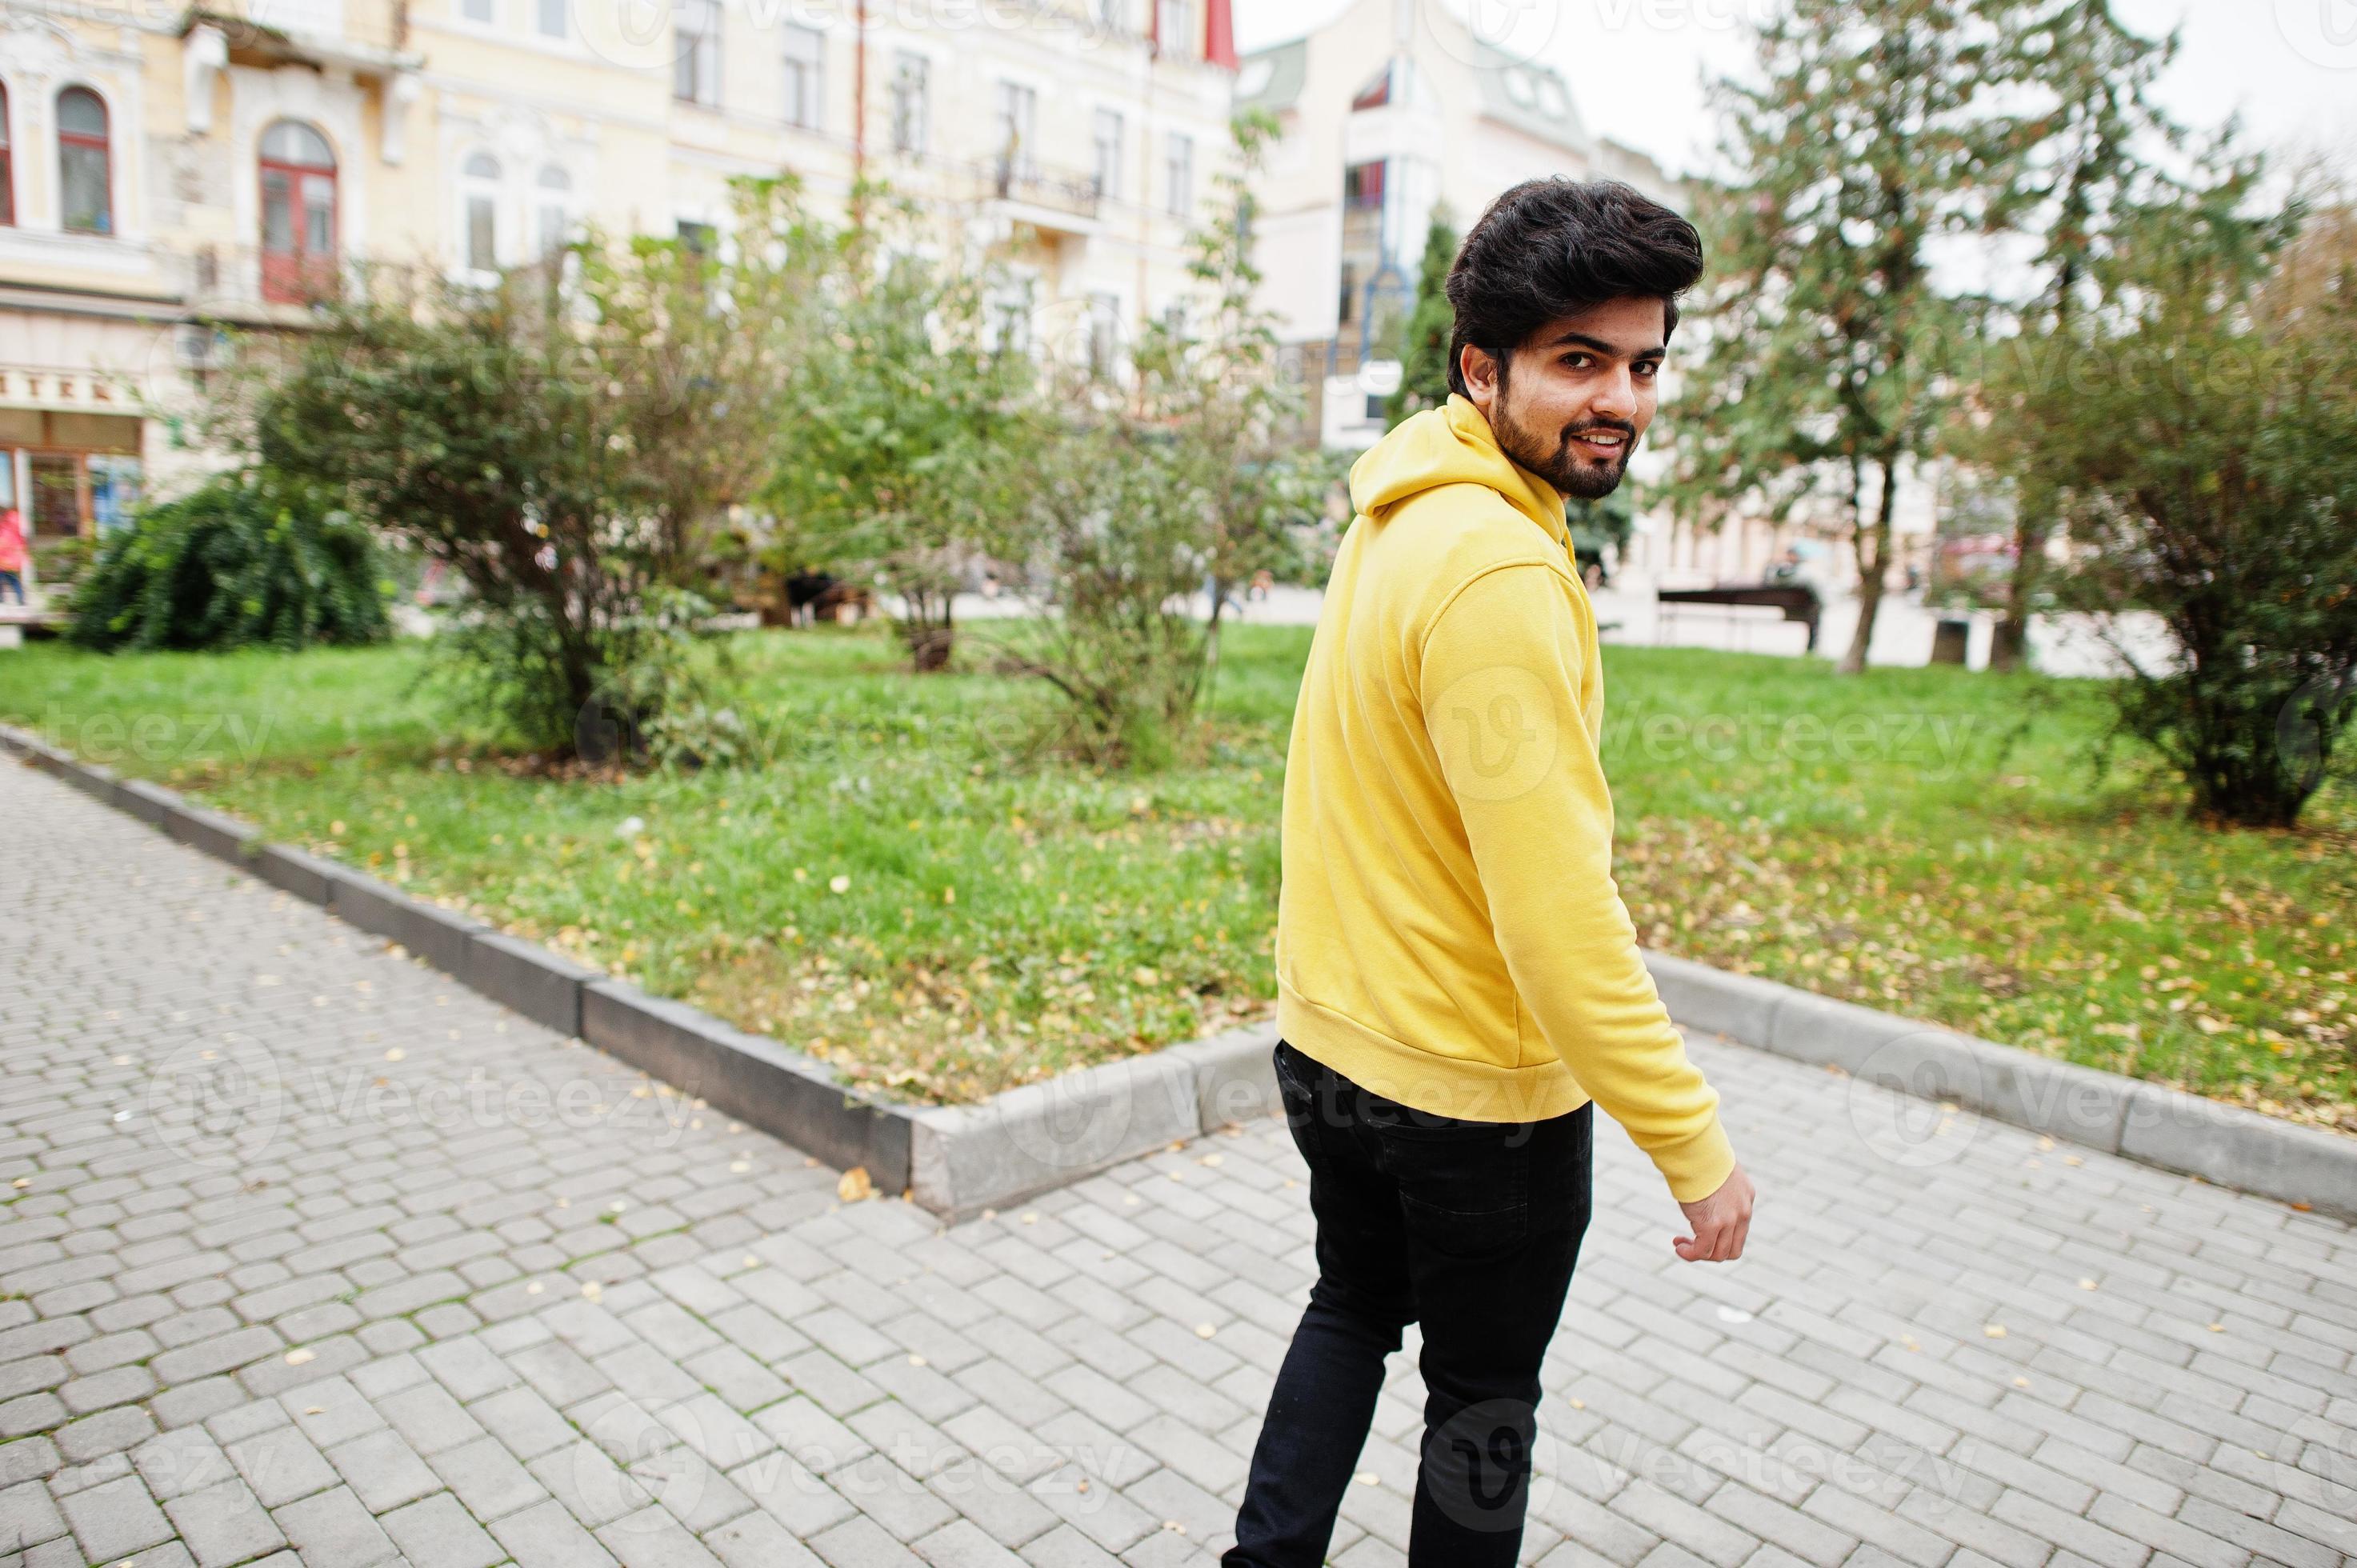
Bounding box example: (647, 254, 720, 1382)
(1225, 1040, 1594, 1567)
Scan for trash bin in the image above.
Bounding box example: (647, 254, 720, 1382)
(1931, 618, 1970, 666)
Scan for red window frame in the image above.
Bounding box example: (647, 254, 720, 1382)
(259, 123, 338, 304)
(1, 82, 14, 226)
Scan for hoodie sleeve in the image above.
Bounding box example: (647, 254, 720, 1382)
(1419, 562, 1737, 1203)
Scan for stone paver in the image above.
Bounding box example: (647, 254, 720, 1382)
(3, 757, 2355, 1567)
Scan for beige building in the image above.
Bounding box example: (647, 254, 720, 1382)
(1236, 0, 1676, 450)
(0, 0, 1239, 593)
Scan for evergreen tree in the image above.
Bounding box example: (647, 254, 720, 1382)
(1664, 0, 2043, 672)
(1983, 0, 2182, 670)
(1385, 209, 1459, 428)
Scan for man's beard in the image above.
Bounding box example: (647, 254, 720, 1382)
(1491, 392, 1637, 500)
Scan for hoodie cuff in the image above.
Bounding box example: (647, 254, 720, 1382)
(1647, 1114, 1739, 1206)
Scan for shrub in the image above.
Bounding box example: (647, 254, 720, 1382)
(1971, 186, 2357, 827)
(979, 114, 1321, 766)
(69, 474, 391, 653)
(764, 189, 1029, 672)
(244, 179, 821, 753)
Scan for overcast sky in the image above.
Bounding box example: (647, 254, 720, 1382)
(1234, 0, 2357, 182)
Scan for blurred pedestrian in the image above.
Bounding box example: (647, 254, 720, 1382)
(0, 507, 26, 606)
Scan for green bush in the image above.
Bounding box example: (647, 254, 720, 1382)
(70, 474, 392, 654)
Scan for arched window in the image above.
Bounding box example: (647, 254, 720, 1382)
(1, 83, 14, 226)
(259, 121, 337, 303)
(534, 165, 571, 259)
(462, 152, 501, 273)
(58, 86, 110, 235)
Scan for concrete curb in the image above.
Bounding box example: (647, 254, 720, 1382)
(907, 1023, 1281, 1223)
(1643, 951, 2357, 1221)
(9, 721, 2347, 1222)
(0, 722, 1282, 1220)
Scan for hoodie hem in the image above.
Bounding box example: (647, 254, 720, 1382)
(1275, 981, 1589, 1124)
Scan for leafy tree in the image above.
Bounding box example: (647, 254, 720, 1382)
(1386, 207, 1458, 427)
(1666, 0, 2039, 672)
(764, 186, 1027, 672)
(70, 472, 392, 653)
(982, 112, 1323, 764)
(1565, 486, 1637, 584)
(245, 180, 819, 751)
(574, 178, 829, 592)
(1969, 181, 2355, 826)
(1130, 110, 1321, 690)
(1983, 0, 2183, 670)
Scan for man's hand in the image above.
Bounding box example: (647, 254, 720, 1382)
(1673, 1163, 1755, 1262)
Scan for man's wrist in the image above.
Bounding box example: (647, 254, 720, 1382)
(1651, 1114, 1737, 1204)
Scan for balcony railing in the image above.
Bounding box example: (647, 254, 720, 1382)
(984, 158, 1104, 223)
(189, 0, 407, 62)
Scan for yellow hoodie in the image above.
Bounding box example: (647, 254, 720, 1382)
(1275, 394, 1736, 1202)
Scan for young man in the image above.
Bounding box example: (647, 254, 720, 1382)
(1225, 179, 1756, 1568)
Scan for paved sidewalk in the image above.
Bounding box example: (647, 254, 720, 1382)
(2, 758, 2353, 1568)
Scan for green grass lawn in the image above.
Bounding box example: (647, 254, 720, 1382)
(7, 625, 2351, 1131)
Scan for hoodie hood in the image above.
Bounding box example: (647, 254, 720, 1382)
(1348, 393, 1567, 548)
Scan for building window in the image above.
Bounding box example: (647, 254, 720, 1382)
(889, 51, 926, 154)
(993, 81, 1036, 186)
(0, 83, 13, 225)
(536, 165, 573, 258)
(782, 25, 824, 130)
(1158, 0, 1195, 58)
(9, 447, 142, 541)
(675, 0, 720, 106)
(259, 121, 337, 303)
(1344, 159, 1385, 210)
(1091, 108, 1122, 200)
(1163, 130, 1191, 220)
(1338, 262, 1356, 326)
(462, 152, 502, 274)
(58, 87, 111, 236)
(537, 0, 565, 38)
(89, 455, 142, 533)
(1351, 65, 1391, 110)
(676, 219, 715, 255)
(462, 0, 493, 21)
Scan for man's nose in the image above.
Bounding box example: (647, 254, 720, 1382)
(1589, 366, 1638, 424)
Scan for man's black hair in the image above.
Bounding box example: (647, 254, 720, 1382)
(1443, 178, 1704, 398)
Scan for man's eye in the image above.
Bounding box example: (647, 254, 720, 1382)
(1635, 362, 1661, 378)
(1563, 354, 1592, 368)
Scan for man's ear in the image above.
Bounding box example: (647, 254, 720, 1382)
(1459, 343, 1501, 404)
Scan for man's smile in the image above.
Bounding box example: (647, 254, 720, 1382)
(1567, 426, 1632, 462)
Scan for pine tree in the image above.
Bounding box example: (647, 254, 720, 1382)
(1664, 0, 2043, 673)
(1386, 209, 1459, 428)
(1983, 0, 2181, 670)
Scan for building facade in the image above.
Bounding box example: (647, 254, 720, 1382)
(1236, 0, 1676, 450)
(0, 0, 1237, 594)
